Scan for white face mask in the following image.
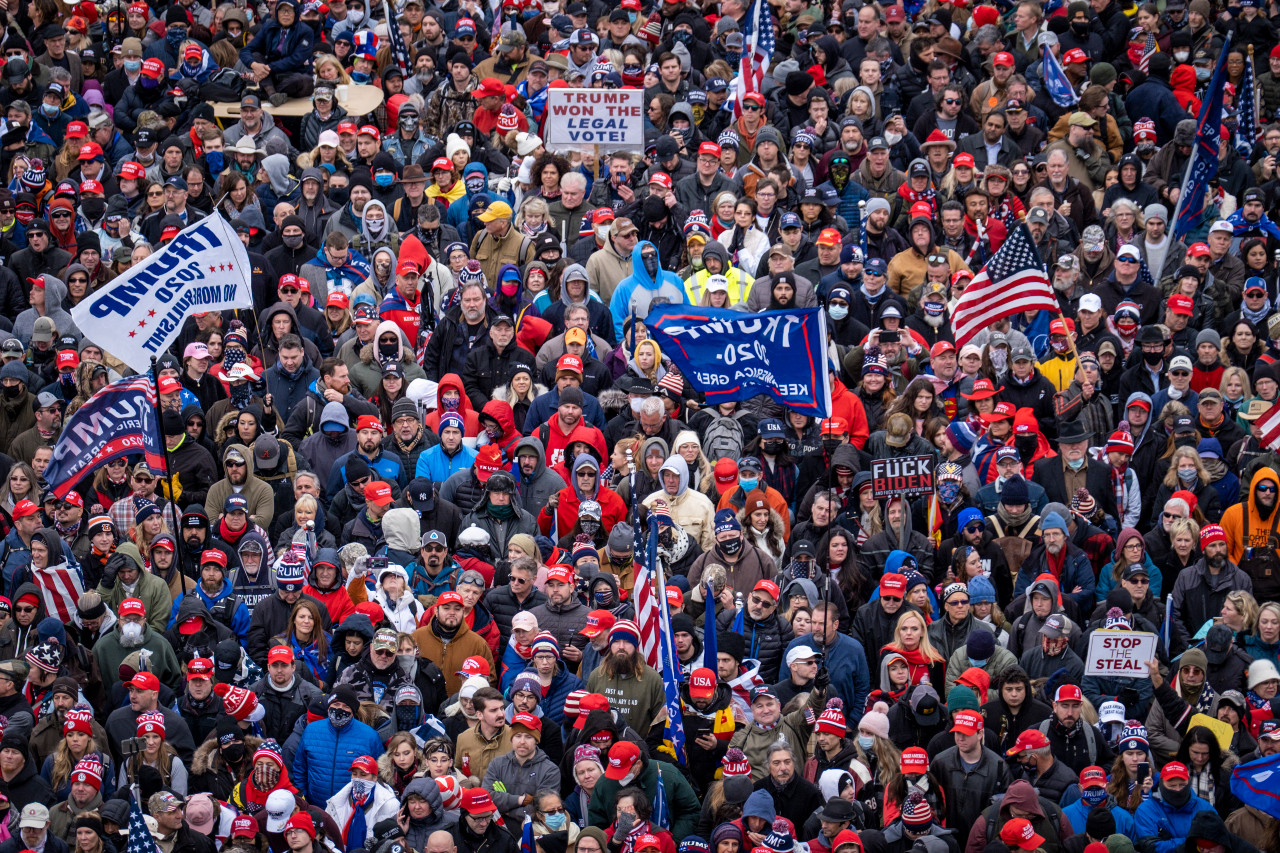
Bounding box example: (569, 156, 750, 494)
(347, 8, 365, 24)
(596, 224, 611, 240)
(885, 130, 903, 146)
(120, 622, 144, 646)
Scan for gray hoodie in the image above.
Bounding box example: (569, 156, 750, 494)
(512, 435, 565, 516)
(14, 274, 80, 346)
(261, 153, 296, 197)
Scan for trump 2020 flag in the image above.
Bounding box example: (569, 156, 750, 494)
(72, 213, 253, 373)
(645, 305, 832, 418)
(1231, 753, 1280, 819)
(1173, 32, 1233, 242)
(1043, 45, 1079, 108)
(43, 375, 166, 500)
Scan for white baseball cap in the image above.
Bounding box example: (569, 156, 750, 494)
(1209, 219, 1234, 235)
(1079, 293, 1103, 313)
(265, 789, 296, 832)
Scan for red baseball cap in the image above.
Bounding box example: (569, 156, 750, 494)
(432, 157, 453, 172)
(65, 121, 88, 139)
(1054, 684, 1083, 703)
(604, 741, 642, 780)
(1063, 48, 1089, 64)
(458, 656, 491, 677)
(900, 747, 929, 774)
(649, 173, 673, 190)
(635, 835, 662, 852)
(186, 657, 214, 681)
(117, 161, 146, 180)
(200, 549, 227, 567)
(582, 609, 616, 638)
(357, 124, 381, 139)
(665, 586, 683, 609)
(80, 180, 104, 195)
(879, 573, 907, 598)
(1005, 728, 1050, 755)
(337, 121, 359, 135)
(118, 597, 146, 618)
(1049, 317, 1075, 336)
(437, 591, 465, 607)
(128, 671, 159, 692)
(689, 667, 716, 699)
(982, 401, 1017, 423)
(951, 709, 984, 735)
(816, 228, 842, 247)
(364, 480, 393, 507)
(1168, 294, 1194, 315)
(157, 376, 181, 395)
(461, 788, 496, 815)
(743, 92, 765, 106)
(327, 292, 350, 310)
(55, 350, 76, 369)
(1162, 761, 1190, 781)
(232, 816, 258, 839)
(753, 579, 780, 601)
(930, 340, 956, 359)
(820, 417, 848, 436)
(12, 500, 38, 519)
(713, 457, 738, 493)
(546, 566, 575, 585)
(1187, 242, 1212, 257)
(954, 153, 976, 168)
(575, 693, 610, 729)
(992, 51, 1015, 67)
(512, 712, 542, 734)
(698, 141, 721, 158)
(268, 646, 294, 666)
(61, 491, 83, 507)
(1079, 766, 1108, 789)
(350, 755, 380, 775)
(397, 258, 422, 276)
(178, 616, 204, 635)
(77, 141, 103, 161)
(556, 354, 584, 376)
(140, 58, 164, 79)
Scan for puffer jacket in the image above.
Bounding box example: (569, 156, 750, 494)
(292, 716, 386, 806)
(714, 605, 794, 685)
(402, 776, 458, 850)
(1134, 786, 1215, 853)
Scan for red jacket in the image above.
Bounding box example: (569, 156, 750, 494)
(425, 373, 482, 437)
(830, 378, 871, 449)
(480, 400, 523, 463)
(539, 482, 628, 538)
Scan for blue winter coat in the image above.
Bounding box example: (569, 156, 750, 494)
(607, 240, 690, 339)
(415, 444, 478, 482)
(238, 9, 314, 75)
(1124, 78, 1187, 145)
(1095, 554, 1163, 602)
(327, 449, 407, 499)
(784, 632, 871, 724)
(1133, 789, 1215, 853)
(167, 580, 252, 642)
(292, 717, 385, 805)
(507, 663, 584, 728)
(0, 529, 29, 592)
(1063, 798, 1137, 840)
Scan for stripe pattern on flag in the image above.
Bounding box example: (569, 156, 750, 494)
(633, 530, 660, 670)
(33, 562, 85, 624)
(733, 0, 774, 117)
(950, 222, 1060, 348)
(1258, 400, 1280, 451)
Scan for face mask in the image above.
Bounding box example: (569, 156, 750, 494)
(375, 173, 395, 188)
(739, 477, 758, 492)
(254, 762, 281, 791)
(351, 70, 371, 84)
(630, 398, 644, 414)
(442, 396, 460, 412)
(222, 743, 246, 764)
(1175, 436, 1197, 449)
(581, 519, 602, 537)
(674, 30, 693, 45)
(1051, 339, 1070, 354)
(822, 438, 841, 452)
(167, 27, 185, 46)
(596, 224, 611, 240)
(720, 536, 743, 555)
(350, 779, 371, 801)
(642, 254, 659, 277)
(1196, 66, 1211, 82)
(14, 209, 33, 225)
(501, 280, 519, 297)
(40, 103, 59, 118)
(1066, 456, 1085, 471)
(139, 75, 159, 90)
(593, 585, 614, 606)
(1161, 783, 1192, 808)
(1071, 21, 1089, 34)
(347, 8, 365, 24)
(124, 59, 141, 73)
(885, 130, 904, 146)
(329, 707, 353, 728)
(938, 480, 960, 503)
(857, 735, 874, 750)
(284, 233, 305, 249)
(1174, 50, 1190, 62)
(1143, 350, 1163, 366)
(400, 115, 419, 133)
(829, 304, 849, 320)
(379, 341, 399, 360)
(762, 440, 786, 455)
(1178, 467, 1198, 483)
(627, 10, 636, 22)
(465, 176, 485, 194)
(969, 657, 988, 668)
(1081, 787, 1108, 806)
(545, 813, 567, 831)
(121, 622, 144, 642)
(396, 706, 418, 730)
(991, 349, 1008, 370)
(397, 652, 416, 671)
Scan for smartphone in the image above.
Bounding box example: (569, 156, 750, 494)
(120, 736, 146, 756)
(1136, 762, 1150, 783)
(879, 330, 900, 344)
(369, 556, 389, 572)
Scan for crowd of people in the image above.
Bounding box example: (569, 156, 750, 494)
(2, 0, 1280, 853)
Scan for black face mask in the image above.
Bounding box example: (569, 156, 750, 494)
(1161, 783, 1191, 808)
(1071, 21, 1090, 35)
(1143, 350, 1163, 367)
(329, 186, 350, 206)
(1015, 434, 1037, 461)
(642, 254, 659, 277)
(222, 743, 246, 764)
(762, 440, 786, 455)
(1174, 436, 1197, 449)
(2, 384, 21, 399)
(822, 438, 842, 452)
(719, 535, 743, 555)
(396, 706, 418, 730)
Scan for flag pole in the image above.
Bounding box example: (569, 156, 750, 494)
(149, 357, 190, 597)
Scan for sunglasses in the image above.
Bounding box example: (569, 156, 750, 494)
(51, 211, 71, 219)
(749, 595, 776, 608)
(226, 460, 246, 468)
(1115, 257, 1139, 264)
(944, 98, 961, 105)
(743, 103, 762, 111)
(148, 190, 164, 197)
(1261, 484, 1278, 493)
(14, 605, 35, 613)
(964, 523, 985, 533)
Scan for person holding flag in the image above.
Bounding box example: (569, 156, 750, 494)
(679, 667, 737, 787)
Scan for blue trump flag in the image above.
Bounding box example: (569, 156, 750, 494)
(1043, 45, 1079, 109)
(702, 581, 718, 670)
(1172, 32, 1233, 242)
(1231, 752, 1280, 819)
(645, 305, 833, 418)
(44, 375, 166, 500)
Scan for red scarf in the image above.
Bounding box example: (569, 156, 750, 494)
(882, 643, 937, 685)
(243, 766, 297, 811)
(897, 182, 937, 211)
(1045, 546, 1066, 582)
(218, 517, 249, 546)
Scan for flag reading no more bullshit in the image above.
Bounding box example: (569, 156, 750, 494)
(71, 212, 254, 374)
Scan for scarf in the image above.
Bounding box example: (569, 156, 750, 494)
(243, 765, 297, 811)
(291, 634, 327, 681)
(885, 644, 936, 684)
(897, 181, 936, 210)
(218, 518, 249, 546)
(618, 819, 652, 853)
(1245, 297, 1272, 326)
(1111, 466, 1127, 515)
(344, 781, 372, 850)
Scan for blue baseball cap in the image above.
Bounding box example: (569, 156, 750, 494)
(780, 212, 801, 230)
(223, 494, 249, 514)
(757, 418, 785, 439)
(705, 77, 729, 92)
(865, 257, 887, 275)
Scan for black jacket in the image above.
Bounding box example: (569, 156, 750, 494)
(423, 302, 497, 382)
(754, 772, 825, 834)
(462, 339, 537, 412)
(483, 584, 548, 652)
(1031, 458, 1119, 519)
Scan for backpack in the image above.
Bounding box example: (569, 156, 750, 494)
(1036, 717, 1097, 764)
(703, 415, 744, 462)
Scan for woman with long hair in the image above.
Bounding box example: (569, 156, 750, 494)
(129, 504, 170, 561)
(1175, 726, 1238, 815)
(372, 364, 408, 431)
(1221, 367, 1251, 425)
(883, 748, 947, 826)
(817, 527, 865, 616)
(1224, 320, 1263, 371)
(885, 377, 944, 432)
(1095, 527, 1163, 603)
(528, 153, 572, 203)
(44, 714, 111, 801)
(278, 599, 330, 685)
(1222, 590, 1260, 639)
(378, 732, 426, 796)
(218, 171, 260, 221)
(421, 737, 465, 783)
(737, 490, 786, 565)
(1154, 446, 1222, 523)
(855, 361, 897, 433)
(1108, 728, 1154, 813)
(644, 94, 675, 135)
(1245, 602, 1280, 670)
(717, 198, 769, 276)
(882, 610, 945, 686)
(493, 364, 545, 434)
(118, 713, 186, 794)
(0, 462, 37, 515)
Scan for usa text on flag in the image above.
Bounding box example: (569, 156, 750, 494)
(950, 222, 1060, 348)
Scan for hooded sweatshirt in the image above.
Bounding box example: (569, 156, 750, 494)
(642, 456, 717, 551)
(13, 274, 80, 346)
(608, 240, 691, 339)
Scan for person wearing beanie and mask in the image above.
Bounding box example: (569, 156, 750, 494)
(1145, 647, 1216, 762)
(188, 714, 259, 802)
(1005, 727, 1078, 803)
(943, 625, 1016, 697)
(292, 684, 383, 805)
(1013, 511, 1096, 614)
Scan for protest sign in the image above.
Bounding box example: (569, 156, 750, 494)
(544, 88, 644, 152)
(42, 375, 166, 499)
(871, 456, 935, 500)
(1085, 630, 1157, 677)
(1189, 713, 1235, 751)
(72, 213, 254, 373)
(646, 305, 833, 418)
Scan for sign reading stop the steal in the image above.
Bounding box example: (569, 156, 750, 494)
(544, 88, 645, 152)
(871, 455, 935, 500)
(1085, 630, 1157, 677)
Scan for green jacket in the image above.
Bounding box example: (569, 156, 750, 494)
(587, 756, 700, 841)
(96, 543, 174, 634)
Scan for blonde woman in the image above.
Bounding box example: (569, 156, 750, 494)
(314, 54, 352, 85)
(881, 611, 945, 687)
(1221, 590, 1260, 636)
(1154, 446, 1221, 522)
(1221, 366, 1251, 423)
(48, 714, 110, 800)
(516, 197, 551, 239)
(118, 712, 186, 795)
(1245, 601, 1280, 669)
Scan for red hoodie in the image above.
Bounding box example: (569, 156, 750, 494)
(424, 373, 481, 437)
(1171, 65, 1202, 116)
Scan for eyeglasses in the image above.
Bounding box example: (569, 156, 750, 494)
(1170, 370, 1190, 377)
(1162, 512, 1185, 520)
(14, 605, 35, 613)
(1115, 257, 1139, 264)
(542, 807, 567, 816)
(226, 460, 246, 468)
(372, 648, 395, 657)
(148, 190, 164, 198)
(51, 211, 71, 219)
(577, 471, 597, 478)
(1126, 576, 1150, 585)
(280, 286, 299, 294)
(1261, 484, 1278, 493)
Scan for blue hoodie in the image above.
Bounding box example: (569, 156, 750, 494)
(167, 578, 252, 642)
(608, 240, 690, 339)
(446, 163, 490, 237)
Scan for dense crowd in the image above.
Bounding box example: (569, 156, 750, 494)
(5, 1, 1280, 853)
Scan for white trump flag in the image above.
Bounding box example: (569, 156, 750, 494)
(73, 213, 254, 373)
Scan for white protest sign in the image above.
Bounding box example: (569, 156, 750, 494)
(1085, 630, 1157, 678)
(544, 88, 644, 153)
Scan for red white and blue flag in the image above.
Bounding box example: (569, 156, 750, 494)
(734, 0, 775, 117)
(950, 222, 1060, 348)
(1172, 33, 1233, 242)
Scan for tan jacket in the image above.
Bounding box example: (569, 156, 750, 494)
(469, 224, 535, 290)
(412, 618, 495, 696)
(456, 723, 513, 782)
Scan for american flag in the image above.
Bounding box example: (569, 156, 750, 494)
(383, 0, 412, 77)
(633, 515, 661, 670)
(634, 513, 687, 765)
(1138, 31, 1158, 73)
(520, 814, 535, 853)
(1237, 46, 1259, 158)
(33, 560, 85, 623)
(1258, 401, 1280, 451)
(951, 222, 1060, 348)
(126, 797, 162, 853)
(1173, 32, 1233, 242)
(734, 0, 775, 117)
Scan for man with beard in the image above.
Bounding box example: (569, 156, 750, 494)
(1169, 524, 1254, 650)
(1014, 513, 1096, 616)
(585, 620, 665, 737)
(177, 506, 239, 577)
(103, 668, 195, 765)
(169, 550, 251, 643)
(414, 591, 494, 696)
(336, 627, 413, 712)
(424, 282, 496, 383)
(246, 552, 330, 667)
